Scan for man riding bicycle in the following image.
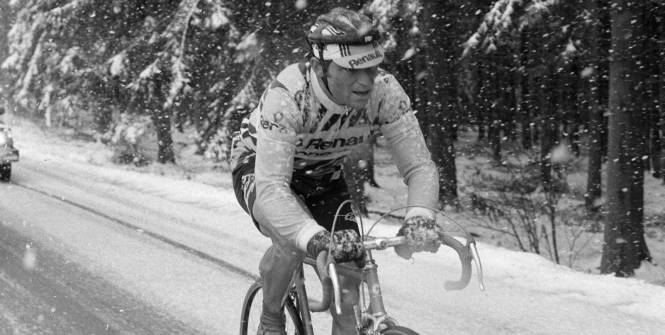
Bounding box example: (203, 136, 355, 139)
(231, 7, 442, 335)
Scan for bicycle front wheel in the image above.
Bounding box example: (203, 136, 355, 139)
(381, 325, 419, 335)
(239, 280, 304, 335)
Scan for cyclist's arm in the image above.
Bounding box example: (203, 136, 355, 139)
(374, 74, 439, 219)
(253, 86, 325, 251)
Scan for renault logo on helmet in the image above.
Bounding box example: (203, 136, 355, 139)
(347, 49, 383, 68)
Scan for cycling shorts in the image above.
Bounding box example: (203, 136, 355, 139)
(232, 155, 359, 234)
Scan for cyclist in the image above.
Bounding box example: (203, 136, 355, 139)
(231, 7, 442, 335)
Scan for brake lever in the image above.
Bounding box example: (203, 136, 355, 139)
(328, 262, 342, 315)
(469, 240, 486, 291)
(316, 250, 342, 315)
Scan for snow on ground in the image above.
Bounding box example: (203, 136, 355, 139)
(5, 117, 665, 328)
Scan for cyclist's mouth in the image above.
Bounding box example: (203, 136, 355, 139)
(352, 89, 370, 98)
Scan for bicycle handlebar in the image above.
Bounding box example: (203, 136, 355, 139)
(437, 232, 473, 291)
(307, 231, 476, 313)
(308, 251, 334, 313)
(363, 234, 472, 290)
(362, 235, 406, 250)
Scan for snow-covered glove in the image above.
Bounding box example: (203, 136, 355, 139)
(306, 229, 365, 265)
(394, 216, 441, 259)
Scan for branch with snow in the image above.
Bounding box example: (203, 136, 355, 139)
(154, 0, 233, 109)
(462, 0, 560, 57)
(159, 0, 200, 108)
(108, 52, 128, 77)
(203, 0, 232, 30)
(16, 35, 45, 108)
(367, 0, 421, 55)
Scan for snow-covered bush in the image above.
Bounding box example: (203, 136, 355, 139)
(203, 103, 252, 162)
(104, 113, 156, 166)
(467, 153, 571, 263)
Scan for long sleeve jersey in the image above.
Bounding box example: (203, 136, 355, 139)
(230, 62, 439, 251)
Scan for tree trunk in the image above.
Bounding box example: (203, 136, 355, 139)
(540, 117, 557, 193)
(521, 71, 533, 150)
(600, 0, 651, 276)
(152, 110, 176, 164)
(484, 58, 503, 163)
(516, 32, 532, 150)
(659, 84, 665, 183)
(150, 79, 175, 164)
(658, 8, 665, 183)
(420, 2, 458, 206)
(439, 115, 459, 205)
(651, 120, 662, 179)
(489, 120, 502, 162)
(537, 71, 556, 192)
(644, 9, 661, 179)
(477, 123, 486, 141)
(586, 94, 604, 213)
(585, 0, 604, 214)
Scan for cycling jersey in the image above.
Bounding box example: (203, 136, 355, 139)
(231, 62, 438, 251)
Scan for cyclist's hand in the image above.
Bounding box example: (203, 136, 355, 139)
(394, 216, 441, 259)
(306, 229, 365, 265)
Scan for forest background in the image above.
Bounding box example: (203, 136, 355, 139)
(1, 0, 664, 279)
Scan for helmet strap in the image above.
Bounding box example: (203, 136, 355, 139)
(306, 38, 333, 95)
(315, 42, 331, 92)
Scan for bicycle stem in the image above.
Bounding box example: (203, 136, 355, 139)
(362, 260, 387, 318)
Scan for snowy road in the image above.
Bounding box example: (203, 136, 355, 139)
(0, 158, 265, 334)
(1, 156, 665, 334)
(0, 220, 197, 334)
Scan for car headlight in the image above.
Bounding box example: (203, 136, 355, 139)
(0, 132, 8, 145)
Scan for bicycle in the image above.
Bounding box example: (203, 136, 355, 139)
(239, 203, 485, 335)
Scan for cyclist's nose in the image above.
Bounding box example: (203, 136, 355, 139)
(355, 68, 376, 86)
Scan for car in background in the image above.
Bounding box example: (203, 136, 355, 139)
(0, 108, 19, 181)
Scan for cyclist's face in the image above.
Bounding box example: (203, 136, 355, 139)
(324, 61, 378, 109)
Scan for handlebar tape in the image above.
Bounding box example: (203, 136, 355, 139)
(438, 233, 473, 291)
(308, 251, 333, 312)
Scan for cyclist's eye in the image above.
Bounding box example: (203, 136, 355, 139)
(349, 67, 375, 75)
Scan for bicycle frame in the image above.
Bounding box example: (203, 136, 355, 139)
(294, 249, 394, 335)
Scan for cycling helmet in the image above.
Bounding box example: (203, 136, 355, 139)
(306, 7, 384, 69)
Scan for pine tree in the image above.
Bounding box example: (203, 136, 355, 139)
(600, 0, 652, 276)
(584, 0, 608, 214)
